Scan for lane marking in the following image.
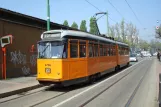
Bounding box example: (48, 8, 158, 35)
(52, 59, 146, 107)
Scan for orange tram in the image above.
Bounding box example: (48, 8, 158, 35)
(37, 30, 129, 86)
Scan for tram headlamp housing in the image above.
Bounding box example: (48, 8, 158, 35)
(45, 68, 51, 74)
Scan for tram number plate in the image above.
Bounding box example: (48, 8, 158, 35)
(45, 68, 51, 74)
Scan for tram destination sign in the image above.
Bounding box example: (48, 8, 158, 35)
(43, 33, 61, 39)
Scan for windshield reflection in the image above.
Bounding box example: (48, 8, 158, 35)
(38, 41, 66, 59)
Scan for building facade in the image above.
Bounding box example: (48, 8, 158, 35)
(0, 8, 75, 79)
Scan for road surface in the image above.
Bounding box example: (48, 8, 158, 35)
(0, 57, 158, 107)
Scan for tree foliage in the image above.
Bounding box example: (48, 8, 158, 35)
(108, 20, 140, 52)
(121, 19, 125, 42)
(71, 22, 78, 29)
(109, 25, 115, 37)
(115, 23, 121, 41)
(89, 17, 98, 35)
(80, 20, 87, 32)
(139, 39, 150, 51)
(126, 23, 139, 46)
(149, 39, 161, 51)
(63, 20, 69, 27)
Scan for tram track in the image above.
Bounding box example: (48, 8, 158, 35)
(77, 60, 147, 107)
(0, 86, 49, 103)
(0, 80, 92, 107)
(0, 85, 72, 106)
(124, 60, 151, 107)
(27, 83, 93, 107)
(0, 78, 89, 104)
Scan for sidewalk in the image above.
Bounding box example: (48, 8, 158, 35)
(156, 58, 161, 107)
(0, 75, 41, 98)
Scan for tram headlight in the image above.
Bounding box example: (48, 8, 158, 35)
(45, 68, 51, 74)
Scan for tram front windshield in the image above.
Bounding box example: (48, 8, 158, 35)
(38, 41, 67, 59)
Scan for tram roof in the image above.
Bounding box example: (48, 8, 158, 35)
(42, 30, 128, 47)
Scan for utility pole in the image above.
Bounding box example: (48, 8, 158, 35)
(106, 10, 109, 37)
(47, 0, 50, 31)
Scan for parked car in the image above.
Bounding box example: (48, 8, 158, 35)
(147, 53, 152, 57)
(136, 53, 141, 57)
(130, 53, 138, 62)
(153, 52, 157, 56)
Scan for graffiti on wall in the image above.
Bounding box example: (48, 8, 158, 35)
(21, 66, 30, 75)
(10, 50, 26, 66)
(30, 54, 37, 66)
(10, 50, 37, 76)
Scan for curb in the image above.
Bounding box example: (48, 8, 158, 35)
(159, 73, 161, 105)
(0, 84, 42, 98)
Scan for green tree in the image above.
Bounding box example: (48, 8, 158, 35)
(124, 39, 131, 46)
(115, 23, 121, 41)
(149, 39, 161, 52)
(139, 40, 150, 51)
(71, 22, 78, 29)
(63, 20, 69, 27)
(121, 19, 125, 42)
(80, 20, 87, 32)
(109, 25, 115, 37)
(126, 23, 139, 47)
(89, 17, 98, 35)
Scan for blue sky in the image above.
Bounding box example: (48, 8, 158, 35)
(1, 0, 161, 41)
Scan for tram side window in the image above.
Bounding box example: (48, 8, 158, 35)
(121, 47, 123, 55)
(80, 42, 86, 58)
(121, 47, 124, 55)
(119, 46, 121, 55)
(110, 44, 113, 56)
(113, 45, 116, 55)
(94, 44, 98, 57)
(107, 44, 110, 56)
(62, 43, 67, 58)
(124, 48, 126, 55)
(127, 48, 129, 55)
(123, 48, 126, 55)
(100, 44, 103, 56)
(126, 48, 129, 55)
(89, 43, 94, 57)
(70, 40, 78, 58)
(104, 45, 107, 56)
(112, 45, 114, 56)
(125, 48, 127, 55)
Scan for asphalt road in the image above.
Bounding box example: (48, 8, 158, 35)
(0, 57, 158, 107)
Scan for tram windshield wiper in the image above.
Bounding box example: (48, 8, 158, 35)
(40, 44, 50, 58)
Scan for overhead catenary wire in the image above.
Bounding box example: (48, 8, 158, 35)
(84, 0, 102, 12)
(109, 16, 117, 23)
(124, 0, 143, 26)
(84, 0, 116, 23)
(107, 0, 124, 18)
(107, 0, 131, 24)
